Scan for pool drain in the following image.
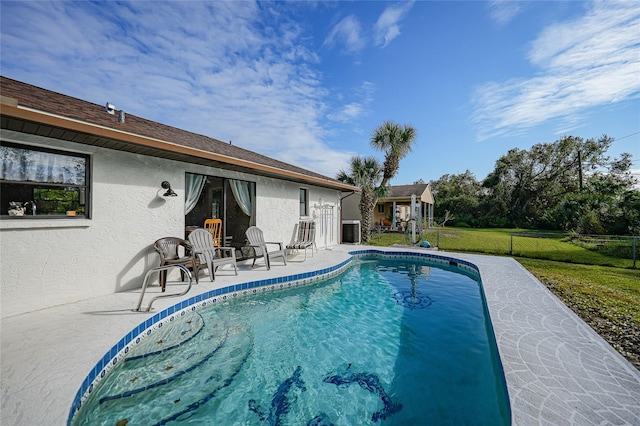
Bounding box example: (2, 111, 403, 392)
(392, 291, 432, 310)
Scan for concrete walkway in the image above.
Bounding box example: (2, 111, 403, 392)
(1, 246, 639, 425)
(450, 251, 640, 425)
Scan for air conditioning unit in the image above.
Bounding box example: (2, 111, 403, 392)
(342, 220, 361, 244)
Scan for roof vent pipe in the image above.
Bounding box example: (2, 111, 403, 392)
(118, 110, 125, 123)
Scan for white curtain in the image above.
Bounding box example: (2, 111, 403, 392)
(184, 173, 206, 215)
(1, 146, 85, 184)
(230, 179, 254, 224)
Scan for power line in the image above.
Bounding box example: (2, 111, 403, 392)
(614, 131, 640, 141)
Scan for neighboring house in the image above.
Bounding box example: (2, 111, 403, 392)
(342, 183, 434, 231)
(0, 77, 357, 317)
(375, 184, 434, 229)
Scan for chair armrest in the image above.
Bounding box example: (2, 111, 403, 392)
(247, 243, 267, 256)
(218, 246, 237, 259)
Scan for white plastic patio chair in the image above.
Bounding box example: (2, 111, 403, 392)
(245, 226, 287, 269)
(188, 229, 237, 281)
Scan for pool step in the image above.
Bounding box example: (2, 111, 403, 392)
(97, 325, 229, 404)
(73, 316, 253, 426)
(126, 312, 206, 361)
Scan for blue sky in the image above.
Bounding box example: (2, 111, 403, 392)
(1, 1, 639, 186)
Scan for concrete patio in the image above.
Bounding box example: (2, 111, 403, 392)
(1, 246, 639, 425)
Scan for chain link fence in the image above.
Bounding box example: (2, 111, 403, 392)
(418, 229, 638, 268)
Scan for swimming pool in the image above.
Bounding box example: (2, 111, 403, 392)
(71, 254, 510, 425)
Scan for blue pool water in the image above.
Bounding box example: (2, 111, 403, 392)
(73, 256, 510, 425)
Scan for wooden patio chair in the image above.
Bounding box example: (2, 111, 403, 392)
(203, 218, 223, 248)
(188, 229, 237, 281)
(153, 237, 199, 292)
(245, 226, 287, 270)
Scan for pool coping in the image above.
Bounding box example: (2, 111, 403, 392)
(2, 246, 639, 426)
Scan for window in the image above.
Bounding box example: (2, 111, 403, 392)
(299, 188, 308, 216)
(1, 142, 90, 218)
(377, 204, 385, 214)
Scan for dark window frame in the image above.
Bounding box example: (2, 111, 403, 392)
(0, 141, 91, 219)
(299, 188, 308, 216)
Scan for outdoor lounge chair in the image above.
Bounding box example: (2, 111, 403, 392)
(286, 220, 317, 261)
(245, 226, 287, 270)
(154, 237, 199, 292)
(188, 229, 237, 281)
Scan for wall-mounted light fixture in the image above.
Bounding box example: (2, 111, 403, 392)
(161, 181, 178, 197)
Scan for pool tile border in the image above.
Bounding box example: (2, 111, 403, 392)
(349, 249, 480, 278)
(67, 250, 480, 424)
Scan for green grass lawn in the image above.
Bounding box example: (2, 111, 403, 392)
(366, 227, 640, 369)
(368, 227, 637, 268)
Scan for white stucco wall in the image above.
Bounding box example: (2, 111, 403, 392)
(0, 130, 342, 317)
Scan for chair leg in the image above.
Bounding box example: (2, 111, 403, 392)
(159, 270, 167, 292)
(193, 262, 200, 284)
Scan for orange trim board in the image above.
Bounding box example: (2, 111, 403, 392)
(1, 103, 359, 192)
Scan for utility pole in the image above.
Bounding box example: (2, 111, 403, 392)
(577, 149, 583, 190)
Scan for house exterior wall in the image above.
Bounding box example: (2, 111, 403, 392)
(341, 192, 360, 221)
(374, 203, 411, 225)
(373, 203, 390, 225)
(254, 175, 340, 250)
(0, 129, 341, 317)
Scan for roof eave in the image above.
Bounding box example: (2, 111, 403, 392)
(0, 102, 359, 192)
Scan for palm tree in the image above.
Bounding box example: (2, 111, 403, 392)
(337, 156, 387, 242)
(370, 120, 417, 189)
(338, 121, 417, 243)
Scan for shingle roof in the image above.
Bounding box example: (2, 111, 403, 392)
(0, 76, 357, 191)
(388, 184, 429, 198)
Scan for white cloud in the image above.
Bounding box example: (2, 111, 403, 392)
(0, 1, 355, 178)
(323, 15, 365, 54)
(487, 0, 522, 26)
(373, 2, 413, 48)
(327, 103, 365, 123)
(326, 81, 375, 123)
(323, 3, 412, 53)
(471, 1, 640, 141)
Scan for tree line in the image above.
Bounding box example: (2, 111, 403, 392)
(429, 135, 639, 235)
(338, 125, 638, 240)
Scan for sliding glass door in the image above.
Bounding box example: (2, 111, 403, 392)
(185, 173, 255, 256)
